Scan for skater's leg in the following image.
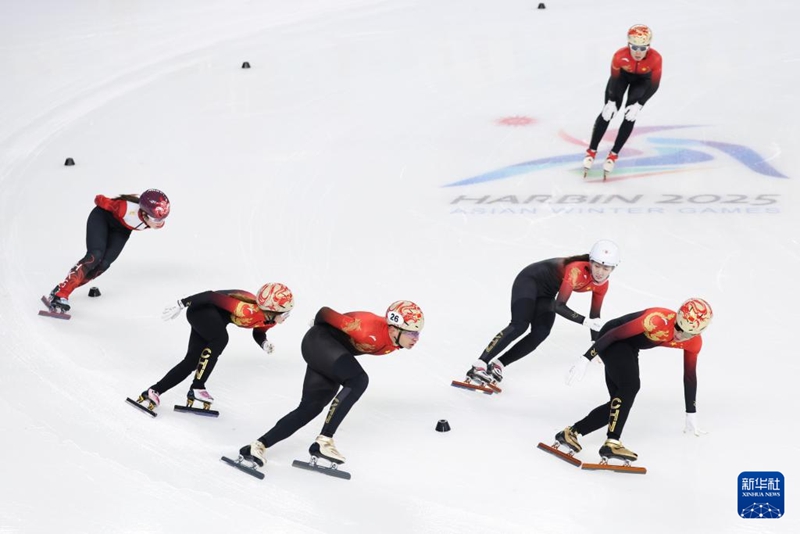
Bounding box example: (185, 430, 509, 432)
(610, 81, 649, 155)
(257, 326, 350, 448)
(54, 207, 109, 299)
(570, 341, 640, 438)
(604, 345, 640, 440)
(588, 78, 627, 151)
(258, 367, 339, 447)
(150, 307, 227, 395)
(319, 356, 368, 437)
(477, 280, 539, 364)
(84, 225, 131, 282)
(497, 298, 555, 366)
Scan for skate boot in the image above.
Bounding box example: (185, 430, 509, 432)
(599, 438, 638, 462)
(48, 286, 71, 312)
(466, 360, 492, 385)
(489, 360, 505, 383)
(602, 152, 618, 180)
(554, 426, 582, 453)
(136, 388, 160, 411)
(187, 388, 214, 410)
(309, 435, 345, 464)
(583, 149, 597, 178)
(239, 440, 267, 468)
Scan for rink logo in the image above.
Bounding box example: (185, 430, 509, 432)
(443, 125, 788, 187)
(738, 471, 784, 519)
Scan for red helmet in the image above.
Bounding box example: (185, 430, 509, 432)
(256, 283, 294, 312)
(139, 189, 170, 221)
(386, 300, 425, 332)
(677, 298, 713, 335)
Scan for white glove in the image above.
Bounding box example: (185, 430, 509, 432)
(683, 412, 707, 436)
(261, 340, 275, 354)
(161, 300, 186, 321)
(601, 101, 618, 121)
(583, 317, 603, 332)
(624, 103, 643, 121)
(565, 356, 591, 385)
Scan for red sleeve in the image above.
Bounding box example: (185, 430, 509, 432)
(589, 282, 608, 318)
(647, 49, 663, 85)
(555, 275, 575, 305)
(610, 48, 626, 79)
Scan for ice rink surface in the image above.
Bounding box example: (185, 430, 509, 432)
(1, 1, 798, 533)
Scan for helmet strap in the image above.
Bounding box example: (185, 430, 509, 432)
(391, 327, 402, 347)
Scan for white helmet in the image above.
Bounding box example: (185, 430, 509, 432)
(386, 300, 425, 332)
(589, 240, 621, 267)
(677, 298, 713, 335)
(256, 283, 294, 312)
(628, 24, 652, 47)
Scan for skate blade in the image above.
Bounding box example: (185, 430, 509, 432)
(174, 404, 219, 417)
(38, 309, 72, 320)
(39, 296, 71, 319)
(582, 459, 646, 474)
(292, 459, 351, 480)
(221, 456, 264, 479)
(125, 397, 157, 417)
(450, 379, 494, 395)
(487, 382, 502, 393)
(537, 442, 581, 467)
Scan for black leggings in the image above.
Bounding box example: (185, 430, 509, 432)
(151, 306, 230, 395)
(258, 326, 368, 447)
(478, 278, 556, 366)
(588, 76, 651, 155)
(58, 207, 131, 297)
(572, 341, 641, 440)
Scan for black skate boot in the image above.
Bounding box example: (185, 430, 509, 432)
(466, 360, 492, 385)
(136, 388, 160, 411)
(309, 435, 345, 464)
(239, 440, 267, 468)
(555, 426, 582, 453)
(489, 361, 504, 383)
(186, 388, 214, 409)
(48, 286, 71, 312)
(599, 439, 638, 462)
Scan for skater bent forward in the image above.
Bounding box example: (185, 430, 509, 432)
(134, 283, 294, 411)
(238, 300, 425, 468)
(557, 298, 713, 463)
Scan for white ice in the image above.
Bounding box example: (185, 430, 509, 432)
(1, 1, 798, 533)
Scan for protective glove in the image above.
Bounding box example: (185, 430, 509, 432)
(261, 340, 275, 354)
(161, 299, 186, 321)
(565, 355, 591, 385)
(624, 103, 643, 121)
(583, 317, 603, 332)
(683, 412, 707, 436)
(601, 101, 618, 121)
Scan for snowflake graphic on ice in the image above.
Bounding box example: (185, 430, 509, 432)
(740, 503, 782, 518)
(496, 115, 537, 127)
